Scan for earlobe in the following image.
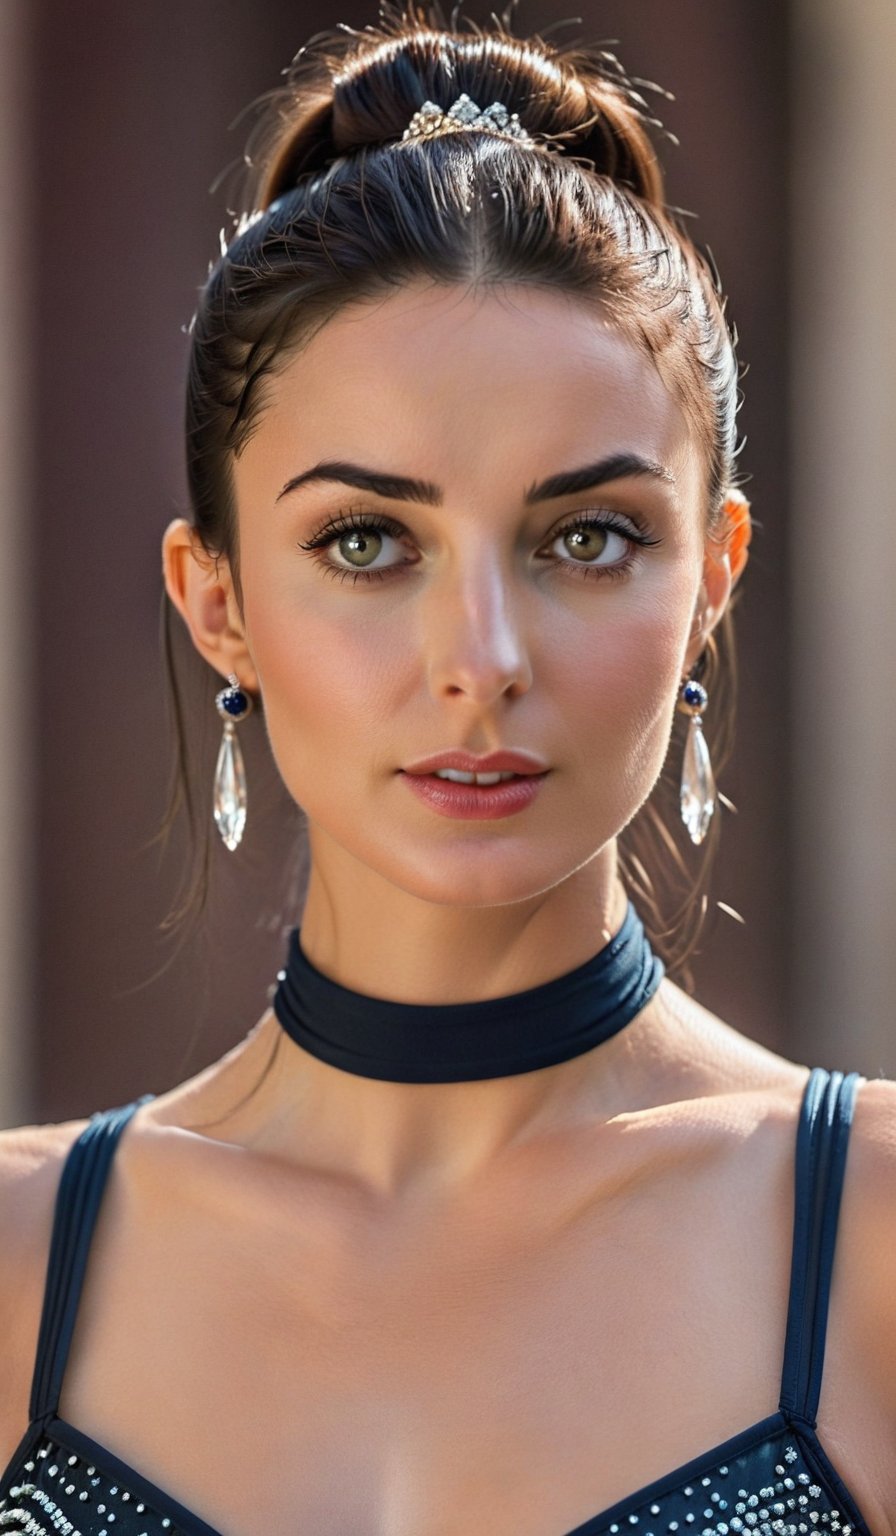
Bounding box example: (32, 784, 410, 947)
(161, 518, 259, 691)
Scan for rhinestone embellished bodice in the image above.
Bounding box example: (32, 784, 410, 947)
(0, 1070, 875, 1536)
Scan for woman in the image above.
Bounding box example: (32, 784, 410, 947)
(1, 7, 894, 1535)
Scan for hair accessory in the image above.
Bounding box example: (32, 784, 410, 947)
(402, 92, 536, 148)
(272, 899, 664, 1083)
(676, 676, 715, 845)
(213, 672, 253, 851)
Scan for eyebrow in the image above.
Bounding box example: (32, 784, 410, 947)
(275, 451, 675, 507)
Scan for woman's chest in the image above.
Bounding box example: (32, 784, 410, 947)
(54, 1116, 882, 1536)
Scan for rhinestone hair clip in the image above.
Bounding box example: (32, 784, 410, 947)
(401, 92, 536, 147)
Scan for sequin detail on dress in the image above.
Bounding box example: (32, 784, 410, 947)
(0, 1418, 867, 1536)
(592, 1428, 859, 1534)
(0, 1070, 875, 1536)
(0, 1434, 176, 1536)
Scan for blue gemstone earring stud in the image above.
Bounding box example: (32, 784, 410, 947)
(676, 676, 715, 845)
(213, 672, 253, 851)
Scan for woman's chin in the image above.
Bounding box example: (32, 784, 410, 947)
(358, 837, 608, 910)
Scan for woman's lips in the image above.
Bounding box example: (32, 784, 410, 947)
(399, 769, 549, 820)
(401, 748, 550, 776)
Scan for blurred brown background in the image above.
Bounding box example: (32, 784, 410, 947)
(1, 0, 893, 1127)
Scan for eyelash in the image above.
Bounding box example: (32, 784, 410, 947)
(296, 507, 662, 586)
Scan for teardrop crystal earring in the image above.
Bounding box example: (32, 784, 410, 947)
(213, 672, 253, 851)
(676, 676, 716, 845)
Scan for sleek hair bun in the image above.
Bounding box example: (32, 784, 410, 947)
(243, 2, 667, 210)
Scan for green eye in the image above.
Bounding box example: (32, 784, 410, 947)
(338, 527, 385, 568)
(548, 515, 645, 570)
(560, 525, 611, 562)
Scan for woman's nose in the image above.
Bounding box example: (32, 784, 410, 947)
(422, 554, 534, 706)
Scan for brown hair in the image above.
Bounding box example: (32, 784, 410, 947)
(160, 0, 743, 985)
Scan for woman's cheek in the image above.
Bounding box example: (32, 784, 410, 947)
(587, 591, 691, 789)
(244, 582, 405, 786)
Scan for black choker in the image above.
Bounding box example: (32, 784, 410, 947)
(272, 902, 664, 1083)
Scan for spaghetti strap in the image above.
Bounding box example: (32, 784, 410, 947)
(29, 1095, 154, 1426)
(779, 1065, 863, 1427)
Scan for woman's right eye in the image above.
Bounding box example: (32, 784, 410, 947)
(320, 523, 401, 570)
(297, 512, 413, 583)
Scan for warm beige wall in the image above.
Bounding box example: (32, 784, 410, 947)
(0, 0, 35, 1127)
(791, 0, 896, 1075)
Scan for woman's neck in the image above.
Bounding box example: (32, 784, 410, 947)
(297, 834, 628, 1006)
(154, 852, 674, 1200)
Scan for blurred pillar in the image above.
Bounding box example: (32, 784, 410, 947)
(791, 0, 896, 1075)
(0, 0, 36, 1126)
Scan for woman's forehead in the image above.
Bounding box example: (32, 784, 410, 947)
(235, 282, 697, 501)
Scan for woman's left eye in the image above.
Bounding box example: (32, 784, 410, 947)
(544, 514, 650, 574)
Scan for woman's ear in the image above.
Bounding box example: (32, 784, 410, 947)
(162, 518, 260, 692)
(684, 490, 752, 671)
(715, 488, 752, 587)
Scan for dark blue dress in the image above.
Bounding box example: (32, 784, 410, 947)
(0, 1067, 875, 1535)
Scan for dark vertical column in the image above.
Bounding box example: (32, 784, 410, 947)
(0, 0, 35, 1127)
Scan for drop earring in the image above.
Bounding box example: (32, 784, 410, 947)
(213, 672, 253, 851)
(676, 676, 716, 845)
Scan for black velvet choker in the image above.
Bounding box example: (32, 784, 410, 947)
(272, 901, 664, 1083)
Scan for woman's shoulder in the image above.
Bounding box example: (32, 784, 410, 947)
(645, 980, 895, 1184)
(689, 996, 896, 1442)
(841, 1072, 896, 1298)
(833, 1072, 896, 1414)
(653, 990, 896, 1454)
(844, 1070, 896, 1165)
(0, 1112, 93, 1271)
(652, 975, 886, 1106)
(0, 1113, 92, 1461)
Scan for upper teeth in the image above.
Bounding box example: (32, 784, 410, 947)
(433, 769, 520, 784)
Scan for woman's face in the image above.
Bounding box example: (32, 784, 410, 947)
(229, 281, 716, 907)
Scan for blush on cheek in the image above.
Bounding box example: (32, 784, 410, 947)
(571, 607, 685, 805)
(248, 601, 407, 810)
